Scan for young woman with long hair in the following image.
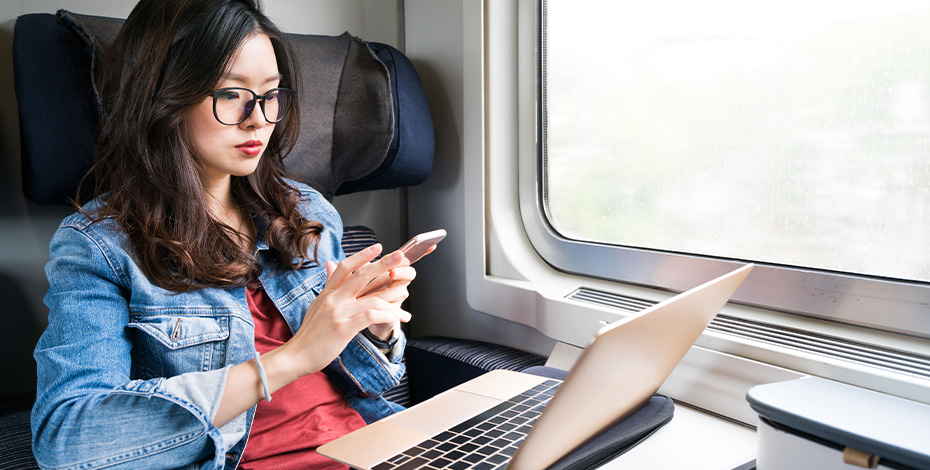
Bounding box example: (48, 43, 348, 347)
(31, 1, 413, 468)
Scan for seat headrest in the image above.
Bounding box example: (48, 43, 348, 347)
(13, 11, 433, 204)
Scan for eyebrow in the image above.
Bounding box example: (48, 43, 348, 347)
(221, 72, 283, 85)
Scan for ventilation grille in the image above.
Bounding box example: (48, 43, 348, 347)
(567, 288, 930, 380)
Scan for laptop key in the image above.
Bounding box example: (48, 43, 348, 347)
(509, 416, 529, 425)
(484, 429, 505, 439)
(486, 453, 510, 465)
(489, 438, 511, 448)
(458, 442, 480, 453)
(394, 457, 430, 470)
(403, 446, 426, 457)
(462, 453, 485, 464)
(387, 454, 410, 465)
(430, 457, 454, 468)
(499, 445, 518, 457)
(475, 444, 498, 456)
(422, 449, 443, 460)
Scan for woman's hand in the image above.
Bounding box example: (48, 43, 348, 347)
(214, 244, 415, 426)
(273, 244, 414, 381)
(335, 249, 417, 340)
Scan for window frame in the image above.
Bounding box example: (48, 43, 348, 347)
(527, 0, 930, 340)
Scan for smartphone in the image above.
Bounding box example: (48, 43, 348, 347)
(399, 229, 446, 264)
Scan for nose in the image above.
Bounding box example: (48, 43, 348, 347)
(239, 99, 270, 129)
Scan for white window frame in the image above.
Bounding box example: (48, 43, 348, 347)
(463, 0, 930, 423)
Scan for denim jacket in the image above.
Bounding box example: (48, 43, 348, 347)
(31, 182, 406, 470)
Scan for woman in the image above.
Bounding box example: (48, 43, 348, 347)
(30, 0, 413, 468)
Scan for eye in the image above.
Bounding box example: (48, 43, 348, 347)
(216, 89, 241, 101)
(264, 90, 281, 102)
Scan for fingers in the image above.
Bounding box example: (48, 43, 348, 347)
(325, 244, 383, 288)
(360, 266, 417, 298)
(364, 283, 409, 304)
(390, 266, 416, 282)
(314, 244, 415, 335)
(343, 298, 412, 332)
(329, 248, 412, 298)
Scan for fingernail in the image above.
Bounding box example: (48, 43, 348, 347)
(368, 243, 381, 253)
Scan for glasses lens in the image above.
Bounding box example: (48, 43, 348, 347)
(262, 88, 293, 123)
(214, 88, 253, 125)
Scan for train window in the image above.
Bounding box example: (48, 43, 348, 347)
(535, 0, 930, 336)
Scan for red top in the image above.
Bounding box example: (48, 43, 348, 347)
(237, 287, 367, 470)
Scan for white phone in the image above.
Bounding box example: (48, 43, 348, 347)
(399, 229, 447, 264)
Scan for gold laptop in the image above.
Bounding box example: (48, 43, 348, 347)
(319, 264, 754, 470)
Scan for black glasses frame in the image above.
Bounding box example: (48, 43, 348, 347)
(209, 87, 296, 126)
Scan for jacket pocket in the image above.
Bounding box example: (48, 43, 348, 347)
(128, 315, 230, 378)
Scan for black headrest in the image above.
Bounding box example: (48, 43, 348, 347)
(13, 11, 434, 204)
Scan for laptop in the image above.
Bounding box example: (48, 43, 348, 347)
(319, 264, 754, 470)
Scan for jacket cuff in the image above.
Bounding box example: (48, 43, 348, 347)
(331, 331, 406, 397)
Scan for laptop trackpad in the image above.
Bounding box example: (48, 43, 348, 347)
(387, 388, 502, 436)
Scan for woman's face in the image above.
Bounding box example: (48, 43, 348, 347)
(186, 33, 281, 190)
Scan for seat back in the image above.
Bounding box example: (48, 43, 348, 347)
(13, 10, 434, 204)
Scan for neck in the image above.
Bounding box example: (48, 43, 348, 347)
(203, 176, 254, 242)
(203, 175, 233, 214)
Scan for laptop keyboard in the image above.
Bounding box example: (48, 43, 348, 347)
(371, 379, 561, 470)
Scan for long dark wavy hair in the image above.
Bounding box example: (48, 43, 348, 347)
(85, 0, 322, 292)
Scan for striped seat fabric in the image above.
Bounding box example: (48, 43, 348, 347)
(407, 337, 547, 372)
(0, 403, 37, 470)
(342, 225, 380, 257)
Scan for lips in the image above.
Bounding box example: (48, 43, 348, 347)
(236, 140, 263, 157)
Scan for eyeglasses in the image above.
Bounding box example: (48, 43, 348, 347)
(209, 87, 296, 126)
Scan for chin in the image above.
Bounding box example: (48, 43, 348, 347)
(233, 158, 263, 177)
(232, 167, 261, 177)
